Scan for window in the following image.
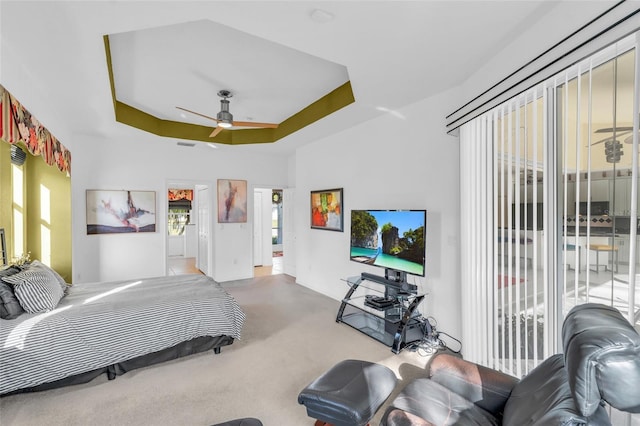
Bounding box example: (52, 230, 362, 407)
(168, 190, 193, 236)
(168, 209, 190, 236)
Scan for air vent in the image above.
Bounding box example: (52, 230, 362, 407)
(10, 145, 26, 165)
(177, 142, 196, 147)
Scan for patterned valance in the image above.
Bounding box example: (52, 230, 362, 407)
(0, 84, 71, 175)
(168, 189, 193, 201)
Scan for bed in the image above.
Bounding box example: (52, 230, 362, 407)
(0, 264, 245, 396)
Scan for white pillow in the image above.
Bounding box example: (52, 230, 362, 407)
(3, 267, 65, 313)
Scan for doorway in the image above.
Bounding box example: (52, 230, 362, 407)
(253, 187, 284, 276)
(166, 181, 208, 276)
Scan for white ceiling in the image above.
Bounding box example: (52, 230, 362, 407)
(108, 19, 351, 126)
(0, 1, 622, 156)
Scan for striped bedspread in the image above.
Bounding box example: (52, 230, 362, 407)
(0, 274, 245, 394)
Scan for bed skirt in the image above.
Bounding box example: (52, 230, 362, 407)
(2, 335, 234, 396)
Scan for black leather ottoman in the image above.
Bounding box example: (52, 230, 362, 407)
(212, 418, 262, 426)
(298, 359, 398, 426)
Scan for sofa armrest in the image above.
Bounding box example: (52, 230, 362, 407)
(428, 353, 519, 416)
(563, 303, 640, 416)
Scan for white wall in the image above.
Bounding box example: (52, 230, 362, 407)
(70, 133, 288, 283)
(292, 87, 462, 341)
(452, 2, 616, 121)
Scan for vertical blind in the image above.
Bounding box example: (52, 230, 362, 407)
(460, 32, 639, 386)
(461, 86, 553, 374)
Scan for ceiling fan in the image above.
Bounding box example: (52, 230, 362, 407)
(176, 90, 278, 137)
(591, 117, 640, 146)
(589, 120, 639, 164)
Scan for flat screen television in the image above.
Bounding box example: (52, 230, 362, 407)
(349, 209, 426, 278)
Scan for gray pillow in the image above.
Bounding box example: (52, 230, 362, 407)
(0, 281, 25, 319)
(0, 265, 22, 278)
(3, 267, 65, 313)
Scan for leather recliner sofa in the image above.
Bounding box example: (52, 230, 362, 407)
(380, 303, 640, 425)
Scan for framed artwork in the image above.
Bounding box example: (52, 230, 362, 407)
(217, 179, 247, 223)
(310, 188, 343, 231)
(86, 190, 156, 234)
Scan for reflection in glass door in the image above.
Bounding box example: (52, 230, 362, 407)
(494, 91, 549, 377)
(460, 32, 639, 387)
(558, 45, 638, 324)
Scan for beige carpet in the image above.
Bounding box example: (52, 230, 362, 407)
(0, 274, 436, 426)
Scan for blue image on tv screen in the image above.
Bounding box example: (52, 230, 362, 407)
(349, 209, 426, 277)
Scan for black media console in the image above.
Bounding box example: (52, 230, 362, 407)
(336, 271, 428, 354)
(360, 271, 418, 293)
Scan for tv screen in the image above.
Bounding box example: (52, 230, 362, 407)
(350, 209, 426, 277)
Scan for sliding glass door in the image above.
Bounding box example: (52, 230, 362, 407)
(460, 32, 639, 381)
(558, 45, 638, 323)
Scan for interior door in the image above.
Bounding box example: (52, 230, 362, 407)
(253, 190, 263, 266)
(197, 186, 209, 275)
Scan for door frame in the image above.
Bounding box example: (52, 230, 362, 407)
(165, 179, 211, 276)
(252, 185, 286, 275)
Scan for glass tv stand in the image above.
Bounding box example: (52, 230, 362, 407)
(336, 272, 427, 354)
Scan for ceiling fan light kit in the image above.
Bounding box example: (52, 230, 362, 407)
(216, 112, 233, 128)
(216, 90, 234, 128)
(604, 139, 623, 163)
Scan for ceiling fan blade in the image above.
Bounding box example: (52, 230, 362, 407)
(231, 120, 279, 129)
(595, 126, 634, 133)
(624, 130, 639, 144)
(176, 106, 220, 123)
(591, 130, 635, 146)
(591, 135, 617, 146)
(209, 126, 224, 137)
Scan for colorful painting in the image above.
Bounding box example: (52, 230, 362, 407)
(86, 190, 156, 234)
(217, 179, 247, 223)
(310, 188, 343, 231)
